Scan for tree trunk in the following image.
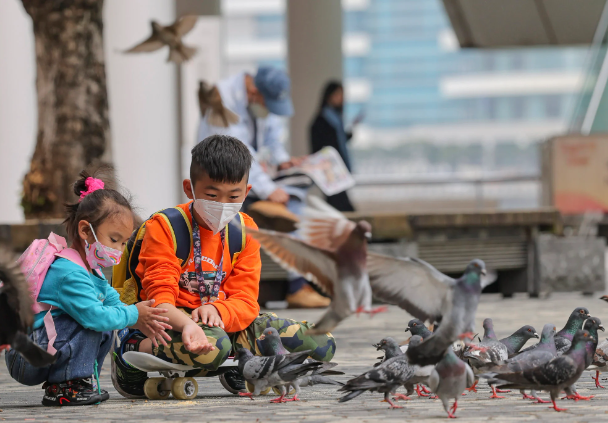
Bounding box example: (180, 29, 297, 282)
(21, 0, 111, 219)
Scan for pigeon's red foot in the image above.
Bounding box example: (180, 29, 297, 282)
(285, 394, 300, 402)
(239, 392, 254, 400)
(448, 401, 458, 416)
(534, 398, 551, 404)
(458, 332, 475, 341)
(430, 394, 438, 399)
(550, 399, 568, 412)
(489, 386, 505, 399)
(521, 393, 535, 400)
(592, 371, 605, 389)
(416, 384, 430, 397)
(270, 394, 288, 403)
(0, 345, 10, 352)
(355, 305, 388, 317)
(421, 385, 432, 394)
(385, 397, 403, 409)
(562, 393, 594, 401)
(466, 380, 478, 393)
(393, 393, 411, 401)
(496, 388, 511, 393)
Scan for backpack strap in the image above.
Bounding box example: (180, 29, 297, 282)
(157, 207, 193, 267)
(226, 212, 246, 266)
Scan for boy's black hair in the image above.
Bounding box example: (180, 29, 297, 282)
(190, 135, 253, 185)
(64, 166, 133, 243)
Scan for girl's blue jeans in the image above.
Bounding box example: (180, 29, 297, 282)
(5, 314, 113, 385)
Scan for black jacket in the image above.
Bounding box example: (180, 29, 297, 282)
(309, 113, 352, 171)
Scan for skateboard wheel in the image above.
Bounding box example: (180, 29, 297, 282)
(143, 377, 170, 400)
(218, 373, 245, 395)
(272, 386, 295, 396)
(246, 381, 271, 395)
(172, 377, 198, 400)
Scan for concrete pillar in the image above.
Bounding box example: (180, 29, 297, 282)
(287, 0, 343, 157)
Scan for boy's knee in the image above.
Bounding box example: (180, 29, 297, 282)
(191, 333, 232, 371)
(5, 349, 48, 386)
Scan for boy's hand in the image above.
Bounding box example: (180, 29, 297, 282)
(191, 304, 224, 329)
(134, 299, 172, 348)
(182, 323, 215, 355)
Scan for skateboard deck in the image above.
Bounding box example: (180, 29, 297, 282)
(123, 351, 237, 372)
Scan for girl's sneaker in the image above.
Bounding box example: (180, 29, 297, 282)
(41, 379, 107, 406)
(110, 328, 148, 399)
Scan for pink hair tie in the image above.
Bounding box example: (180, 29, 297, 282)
(79, 177, 105, 201)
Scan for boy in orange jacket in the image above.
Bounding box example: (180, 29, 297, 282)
(111, 135, 335, 398)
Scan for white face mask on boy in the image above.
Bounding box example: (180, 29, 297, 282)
(192, 192, 242, 234)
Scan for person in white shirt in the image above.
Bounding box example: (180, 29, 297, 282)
(197, 66, 330, 309)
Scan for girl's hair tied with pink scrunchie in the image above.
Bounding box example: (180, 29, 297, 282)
(79, 177, 105, 201)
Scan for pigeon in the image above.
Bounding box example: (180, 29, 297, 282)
(590, 337, 608, 389)
(404, 335, 435, 398)
(245, 197, 381, 335)
(462, 318, 509, 399)
(376, 257, 491, 367)
(198, 81, 239, 128)
(499, 325, 539, 358)
(338, 337, 415, 409)
(483, 330, 595, 412)
(428, 347, 475, 418)
(0, 248, 56, 367)
(124, 15, 198, 64)
(235, 348, 322, 403)
(483, 323, 557, 402)
(256, 327, 343, 400)
(404, 318, 433, 339)
(520, 307, 590, 355)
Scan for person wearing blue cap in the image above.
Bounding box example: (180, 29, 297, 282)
(197, 67, 330, 309)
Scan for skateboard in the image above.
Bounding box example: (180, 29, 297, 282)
(123, 351, 248, 400)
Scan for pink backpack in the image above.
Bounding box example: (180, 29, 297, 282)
(17, 232, 88, 354)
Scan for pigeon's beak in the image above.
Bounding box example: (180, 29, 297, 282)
(259, 334, 266, 341)
(481, 268, 487, 276)
(404, 328, 410, 333)
(372, 343, 381, 350)
(533, 332, 539, 339)
(600, 325, 606, 332)
(600, 295, 608, 302)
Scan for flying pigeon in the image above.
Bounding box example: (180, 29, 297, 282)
(235, 348, 321, 403)
(245, 197, 381, 335)
(484, 323, 557, 403)
(482, 330, 594, 412)
(520, 307, 590, 356)
(124, 15, 198, 63)
(462, 318, 510, 399)
(499, 325, 539, 358)
(0, 248, 56, 367)
(198, 81, 239, 128)
(257, 327, 343, 399)
(428, 347, 475, 418)
(339, 337, 415, 409)
(382, 258, 491, 367)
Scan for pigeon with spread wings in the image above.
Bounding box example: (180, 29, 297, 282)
(198, 81, 239, 128)
(124, 15, 198, 64)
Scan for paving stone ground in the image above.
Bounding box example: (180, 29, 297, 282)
(2, 293, 608, 422)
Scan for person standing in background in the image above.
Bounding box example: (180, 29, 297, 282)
(310, 81, 358, 212)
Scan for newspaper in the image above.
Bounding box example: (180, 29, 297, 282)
(274, 146, 355, 196)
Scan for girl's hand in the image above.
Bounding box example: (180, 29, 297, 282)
(191, 304, 224, 329)
(134, 299, 172, 348)
(182, 323, 215, 355)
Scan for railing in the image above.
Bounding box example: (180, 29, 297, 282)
(351, 173, 541, 209)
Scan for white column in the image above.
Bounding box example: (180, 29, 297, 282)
(0, 0, 36, 223)
(287, 0, 343, 157)
(104, 0, 180, 217)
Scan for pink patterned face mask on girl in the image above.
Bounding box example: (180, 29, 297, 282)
(84, 223, 122, 269)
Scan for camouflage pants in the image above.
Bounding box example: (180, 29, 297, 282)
(153, 312, 336, 373)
